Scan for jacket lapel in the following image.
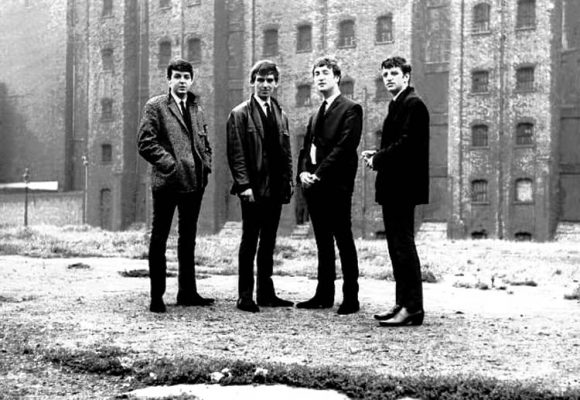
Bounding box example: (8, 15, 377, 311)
(249, 96, 265, 138)
(167, 94, 190, 133)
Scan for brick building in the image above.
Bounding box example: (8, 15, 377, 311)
(0, 0, 578, 240)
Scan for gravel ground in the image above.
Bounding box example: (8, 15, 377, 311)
(1, 254, 580, 399)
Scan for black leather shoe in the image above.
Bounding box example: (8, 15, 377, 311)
(149, 298, 166, 313)
(176, 294, 215, 307)
(236, 298, 260, 313)
(337, 300, 360, 315)
(379, 307, 424, 327)
(373, 304, 402, 321)
(257, 296, 294, 307)
(296, 296, 334, 309)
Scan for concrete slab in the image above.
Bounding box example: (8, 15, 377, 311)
(121, 384, 349, 399)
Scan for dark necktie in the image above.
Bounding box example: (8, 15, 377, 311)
(180, 100, 192, 132)
(314, 100, 327, 140)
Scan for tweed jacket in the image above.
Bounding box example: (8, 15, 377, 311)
(137, 91, 212, 193)
(297, 94, 363, 194)
(226, 96, 293, 203)
(372, 86, 429, 205)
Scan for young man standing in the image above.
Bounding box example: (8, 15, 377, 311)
(296, 56, 363, 315)
(363, 56, 429, 327)
(226, 60, 294, 313)
(138, 59, 214, 313)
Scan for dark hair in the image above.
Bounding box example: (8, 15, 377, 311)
(166, 58, 194, 79)
(249, 60, 280, 83)
(312, 56, 341, 84)
(380, 56, 412, 75)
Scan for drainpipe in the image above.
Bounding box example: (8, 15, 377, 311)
(497, 0, 507, 239)
(458, 0, 465, 236)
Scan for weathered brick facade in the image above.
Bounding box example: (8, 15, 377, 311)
(1, 0, 578, 240)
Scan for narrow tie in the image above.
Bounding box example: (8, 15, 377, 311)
(180, 100, 192, 132)
(314, 100, 327, 138)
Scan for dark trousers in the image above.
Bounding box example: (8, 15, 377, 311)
(304, 185, 359, 301)
(149, 190, 204, 300)
(238, 198, 282, 301)
(382, 203, 423, 312)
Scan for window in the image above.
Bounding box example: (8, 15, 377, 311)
(375, 77, 389, 102)
(516, 66, 534, 91)
(102, 0, 112, 17)
(159, 0, 171, 8)
(472, 70, 489, 93)
(296, 84, 311, 107)
(158, 40, 172, 68)
(514, 232, 532, 241)
(101, 48, 113, 72)
(187, 38, 201, 64)
(473, 3, 491, 33)
(297, 25, 312, 52)
(515, 178, 533, 203)
(263, 29, 278, 56)
(340, 79, 354, 99)
(101, 144, 112, 164)
(471, 230, 488, 239)
(338, 20, 355, 47)
(516, 122, 534, 145)
(186, 0, 201, 5)
(101, 98, 113, 120)
(376, 15, 393, 43)
(426, 5, 451, 63)
(471, 180, 488, 203)
(472, 124, 489, 147)
(516, 0, 536, 29)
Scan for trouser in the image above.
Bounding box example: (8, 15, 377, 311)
(149, 190, 204, 300)
(304, 184, 359, 301)
(382, 203, 423, 312)
(238, 197, 282, 301)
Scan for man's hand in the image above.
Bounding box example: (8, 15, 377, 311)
(299, 172, 320, 188)
(361, 150, 376, 169)
(239, 188, 255, 202)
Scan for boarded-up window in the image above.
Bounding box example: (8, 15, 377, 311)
(471, 179, 488, 203)
(263, 29, 278, 56)
(101, 144, 112, 164)
(473, 3, 491, 33)
(101, 98, 113, 121)
(376, 15, 393, 43)
(516, 66, 534, 91)
(296, 84, 311, 107)
(426, 5, 451, 63)
(516, 122, 534, 145)
(515, 178, 533, 202)
(472, 70, 489, 93)
(340, 79, 354, 99)
(101, 48, 113, 72)
(159, 0, 171, 8)
(102, 0, 112, 17)
(517, 0, 536, 29)
(187, 38, 202, 64)
(158, 40, 172, 68)
(338, 20, 355, 47)
(472, 124, 489, 147)
(297, 25, 312, 52)
(100, 188, 112, 230)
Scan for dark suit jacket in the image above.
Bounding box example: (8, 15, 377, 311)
(226, 96, 293, 203)
(137, 92, 212, 193)
(297, 95, 363, 194)
(373, 86, 429, 205)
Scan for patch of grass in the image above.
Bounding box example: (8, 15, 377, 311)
(35, 347, 579, 400)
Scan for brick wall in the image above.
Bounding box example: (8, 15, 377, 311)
(0, 191, 83, 226)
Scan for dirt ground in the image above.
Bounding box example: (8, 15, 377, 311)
(1, 254, 580, 399)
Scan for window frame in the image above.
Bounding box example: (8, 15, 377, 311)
(471, 179, 489, 204)
(296, 24, 312, 53)
(338, 19, 356, 48)
(375, 14, 393, 44)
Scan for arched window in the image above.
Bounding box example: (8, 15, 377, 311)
(338, 20, 355, 47)
(471, 124, 489, 147)
(376, 15, 393, 43)
(473, 3, 491, 33)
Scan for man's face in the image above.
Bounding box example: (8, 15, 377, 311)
(168, 70, 193, 98)
(313, 66, 339, 94)
(252, 73, 278, 100)
(381, 67, 409, 96)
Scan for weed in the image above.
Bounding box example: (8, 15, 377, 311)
(564, 286, 580, 301)
(506, 279, 538, 287)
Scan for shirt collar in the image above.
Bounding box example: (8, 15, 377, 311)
(171, 91, 188, 108)
(391, 84, 409, 103)
(323, 92, 340, 109)
(253, 94, 272, 115)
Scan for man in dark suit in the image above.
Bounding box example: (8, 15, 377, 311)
(138, 58, 214, 313)
(362, 56, 429, 327)
(227, 60, 294, 313)
(296, 56, 363, 315)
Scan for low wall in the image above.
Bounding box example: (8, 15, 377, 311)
(0, 191, 83, 226)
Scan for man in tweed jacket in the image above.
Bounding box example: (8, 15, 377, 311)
(138, 59, 213, 313)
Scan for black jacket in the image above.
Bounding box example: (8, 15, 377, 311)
(137, 92, 212, 193)
(373, 86, 429, 205)
(226, 96, 293, 203)
(297, 95, 363, 194)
